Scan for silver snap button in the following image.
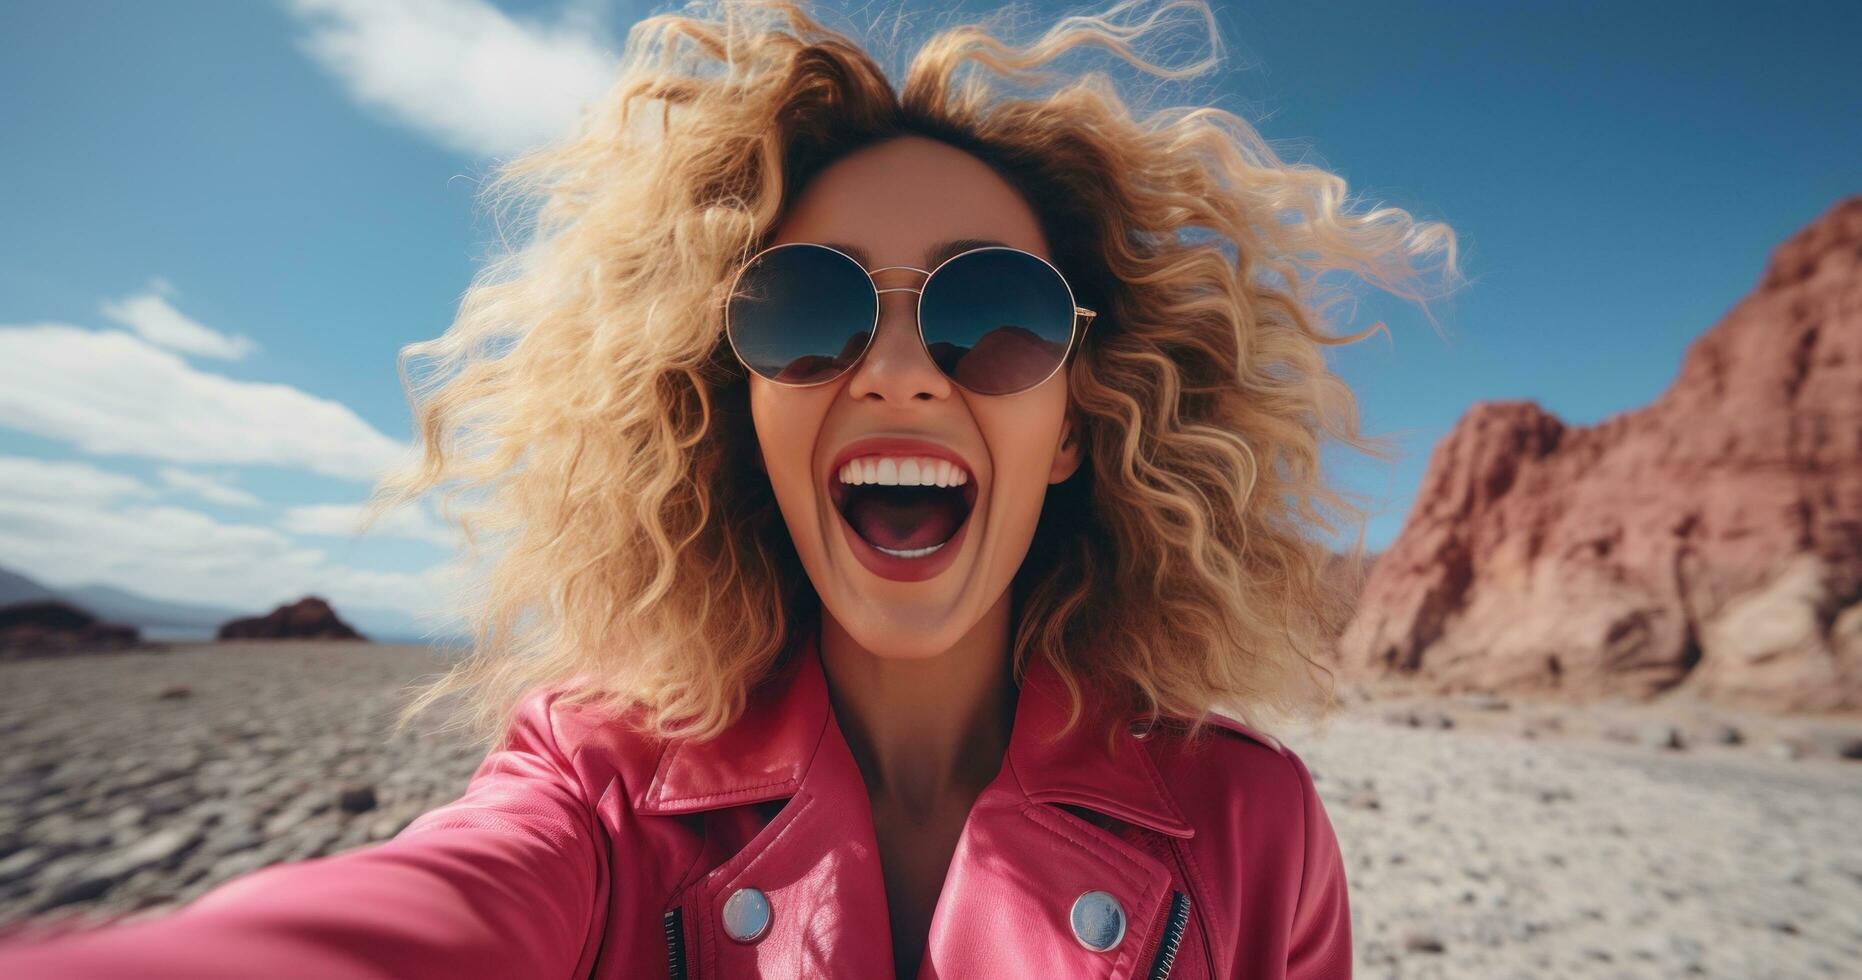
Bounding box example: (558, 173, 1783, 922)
(1070, 889, 1127, 951)
(721, 886, 771, 943)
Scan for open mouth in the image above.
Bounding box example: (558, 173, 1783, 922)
(828, 456, 978, 560)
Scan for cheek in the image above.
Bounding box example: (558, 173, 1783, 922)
(974, 384, 1069, 524)
(748, 381, 828, 522)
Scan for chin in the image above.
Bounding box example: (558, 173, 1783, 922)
(830, 599, 976, 661)
(841, 626, 968, 663)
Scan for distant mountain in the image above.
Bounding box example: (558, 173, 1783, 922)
(0, 567, 61, 606)
(0, 564, 466, 646)
(62, 582, 242, 632)
(337, 605, 469, 647)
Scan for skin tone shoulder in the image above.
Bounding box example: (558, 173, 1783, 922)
(747, 134, 1084, 978)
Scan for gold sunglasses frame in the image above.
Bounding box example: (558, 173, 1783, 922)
(723, 241, 1097, 396)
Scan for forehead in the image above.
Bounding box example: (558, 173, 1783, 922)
(772, 135, 1050, 266)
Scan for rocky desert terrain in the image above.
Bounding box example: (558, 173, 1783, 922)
(1299, 686, 1862, 978)
(0, 643, 485, 940)
(0, 641, 1857, 978)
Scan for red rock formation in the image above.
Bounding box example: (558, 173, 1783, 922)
(1321, 549, 1380, 638)
(1337, 197, 1862, 713)
(0, 601, 143, 659)
(218, 596, 366, 641)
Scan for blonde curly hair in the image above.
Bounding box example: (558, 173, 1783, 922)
(364, 0, 1462, 752)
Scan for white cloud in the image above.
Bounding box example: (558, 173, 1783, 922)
(286, 0, 619, 159)
(100, 283, 257, 360)
(0, 323, 409, 482)
(281, 500, 459, 547)
(158, 466, 263, 508)
(0, 455, 155, 503)
(0, 494, 459, 625)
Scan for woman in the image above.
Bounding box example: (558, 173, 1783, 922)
(0, 0, 1458, 976)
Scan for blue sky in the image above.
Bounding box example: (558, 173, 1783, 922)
(1, 0, 1856, 630)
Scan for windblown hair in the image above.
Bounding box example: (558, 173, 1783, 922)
(366, 0, 1462, 751)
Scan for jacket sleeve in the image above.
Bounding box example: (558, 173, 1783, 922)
(0, 686, 609, 980)
(1283, 747, 1352, 979)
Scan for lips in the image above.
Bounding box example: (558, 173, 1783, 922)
(825, 437, 980, 581)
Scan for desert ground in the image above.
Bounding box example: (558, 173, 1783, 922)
(0, 642, 1858, 978)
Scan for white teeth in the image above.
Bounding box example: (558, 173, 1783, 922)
(872, 540, 947, 559)
(836, 454, 970, 487)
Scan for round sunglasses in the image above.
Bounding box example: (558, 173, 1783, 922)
(723, 242, 1096, 396)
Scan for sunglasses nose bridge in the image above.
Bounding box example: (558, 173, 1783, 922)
(868, 263, 930, 279)
(852, 268, 953, 398)
(868, 264, 928, 296)
(868, 265, 931, 345)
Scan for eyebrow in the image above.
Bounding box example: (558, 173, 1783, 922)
(818, 237, 1011, 271)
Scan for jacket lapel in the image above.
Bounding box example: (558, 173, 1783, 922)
(634, 630, 1193, 979)
(914, 652, 1190, 979)
(1005, 652, 1196, 839)
(634, 636, 897, 977)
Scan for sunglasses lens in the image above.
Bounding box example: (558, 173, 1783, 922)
(727, 244, 875, 384)
(920, 248, 1078, 395)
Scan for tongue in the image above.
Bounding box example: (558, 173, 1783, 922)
(844, 486, 966, 552)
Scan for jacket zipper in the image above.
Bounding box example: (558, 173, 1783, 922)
(1144, 889, 1192, 979)
(663, 906, 688, 980)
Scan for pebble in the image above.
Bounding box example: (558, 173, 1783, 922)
(0, 849, 53, 887)
(1345, 787, 1382, 811)
(1639, 722, 1686, 750)
(337, 784, 378, 814)
(104, 805, 147, 830)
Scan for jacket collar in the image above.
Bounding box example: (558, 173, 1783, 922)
(634, 627, 1195, 838)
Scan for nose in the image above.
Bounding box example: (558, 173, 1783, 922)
(842, 271, 951, 403)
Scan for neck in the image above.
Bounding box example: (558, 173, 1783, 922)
(816, 592, 1018, 814)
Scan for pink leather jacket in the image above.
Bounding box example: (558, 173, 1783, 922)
(0, 630, 1352, 978)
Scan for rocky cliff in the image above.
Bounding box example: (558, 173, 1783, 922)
(1336, 197, 1862, 712)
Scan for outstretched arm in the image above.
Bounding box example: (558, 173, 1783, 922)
(0, 687, 609, 980)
